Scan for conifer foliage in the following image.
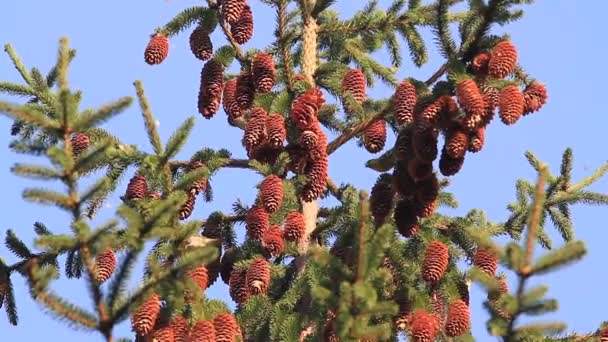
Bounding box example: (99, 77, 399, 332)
(1, 1, 608, 341)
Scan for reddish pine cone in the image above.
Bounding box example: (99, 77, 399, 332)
(445, 129, 469, 159)
(131, 293, 161, 335)
(236, 71, 255, 110)
(468, 127, 485, 153)
(198, 60, 225, 119)
(471, 51, 491, 76)
(245, 206, 269, 240)
(445, 300, 471, 337)
(221, 0, 245, 23)
(252, 53, 276, 93)
(409, 310, 440, 342)
(415, 173, 439, 204)
(307, 123, 328, 162)
(188, 265, 210, 290)
(230, 5, 253, 44)
(394, 126, 414, 161)
(341, 68, 366, 115)
(422, 241, 449, 284)
(498, 85, 525, 125)
(363, 119, 387, 153)
(213, 313, 242, 342)
(95, 248, 116, 283)
(415, 197, 438, 219)
(370, 173, 394, 227)
(189, 25, 213, 61)
(473, 247, 498, 276)
(262, 225, 285, 257)
(416, 99, 443, 132)
(171, 315, 189, 342)
(144, 34, 169, 65)
(126, 175, 147, 200)
(222, 79, 242, 119)
(190, 320, 216, 342)
(229, 268, 249, 304)
(407, 158, 433, 182)
(394, 200, 419, 238)
(431, 291, 446, 327)
(246, 258, 271, 295)
(301, 156, 328, 202)
(284, 212, 306, 243)
(188, 160, 208, 196)
(394, 81, 417, 125)
(412, 129, 438, 162)
(71, 133, 90, 156)
(523, 81, 548, 115)
(242, 107, 268, 154)
(290, 88, 324, 130)
(299, 130, 318, 151)
(179, 193, 196, 220)
(488, 40, 518, 79)
(439, 146, 465, 177)
(151, 323, 175, 342)
(266, 113, 286, 148)
(260, 175, 283, 213)
(456, 79, 485, 130)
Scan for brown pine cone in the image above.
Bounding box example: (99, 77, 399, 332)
(222, 79, 242, 119)
(171, 315, 189, 342)
(299, 130, 319, 151)
(407, 158, 433, 182)
(473, 247, 498, 276)
(445, 300, 471, 337)
(242, 107, 268, 154)
(187, 160, 208, 196)
(363, 118, 387, 153)
(395, 298, 412, 331)
(341, 68, 366, 115)
(249, 144, 282, 165)
(523, 81, 548, 115)
(392, 161, 416, 198)
(236, 71, 255, 110)
(468, 127, 485, 153)
(187, 265, 209, 290)
(307, 123, 328, 162)
(415, 197, 438, 218)
(416, 99, 443, 132)
(213, 313, 242, 342)
(266, 113, 286, 148)
(252, 52, 276, 93)
(245, 206, 269, 240)
(370, 173, 394, 227)
(283, 212, 306, 243)
(230, 5, 253, 45)
(415, 173, 439, 204)
(246, 258, 271, 295)
(301, 156, 328, 202)
(394, 126, 414, 161)
(189, 25, 213, 61)
(290, 88, 324, 130)
(126, 175, 147, 200)
(394, 199, 419, 238)
(394, 81, 417, 125)
(409, 310, 440, 342)
(259, 175, 283, 213)
(151, 322, 175, 342)
(262, 225, 284, 257)
(445, 128, 469, 159)
(412, 128, 438, 162)
(456, 79, 485, 131)
(229, 267, 250, 304)
(179, 192, 197, 220)
(131, 293, 161, 335)
(471, 51, 491, 76)
(190, 320, 216, 342)
(479, 86, 499, 127)
(144, 34, 169, 65)
(498, 85, 525, 125)
(198, 60, 225, 119)
(95, 248, 116, 283)
(71, 133, 90, 156)
(422, 241, 449, 284)
(221, 0, 246, 23)
(439, 146, 465, 177)
(431, 290, 446, 327)
(488, 40, 518, 79)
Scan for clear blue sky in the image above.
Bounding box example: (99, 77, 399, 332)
(1, 1, 606, 340)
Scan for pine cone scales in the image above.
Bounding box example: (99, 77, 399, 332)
(394, 81, 417, 125)
(189, 25, 213, 61)
(301, 156, 328, 202)
(284, 212, 306, 243)
(523, 82, 548, 114)
(363, 119, 387, 153)
(95, 248, 116, 283)
(236, 71, 255, 110)
(266, 113, 286, 148)
(243, 107, 268, 154)
(290, 88, 324, 130)
(409, 310, 440, 342)
(144, 34, 169, 65)
(223, 79, 242, 119)
(445, 129, 469, 159)
(126, 175, 147, 200)
(471, 51, 491, 76)
(422, 241, 449, 283)
(198, 60, 225, 118)
(341, 68, 366, 114)
(229, 268, 249, 304)
(190, 320, 216, 342)
(445, 300, 471, 337)
(179, 193, 196, 220)
(213, 313, 242, 342)
(456, 79, 485, 129)
(370, 173, 394, 227)
(394, 200, 419, 238)
(151, 323, 175, 342)
(71, 133, 90, 156)
(245, 206, 269, 240)
(260, 175, 283, 213)
(252, 53, 276, 93)
(262, 225, 284, 257)
(221, 0, 246, 23)
(246, 258, 271, 295)
(131, 293, 161, 335)
(439, 146, 465, 177)
(231, 5, 253, 45)
(488, 40, 518, 79)
(188, 161, 208, 196)
(468, 127, 485, 153)
(171, 316, 190, 342)
(498, 85, 525, 125)
(473, 248, 498, 276)
(188, 265, 210, 290)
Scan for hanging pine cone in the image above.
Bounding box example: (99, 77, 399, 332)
(488, 40, 518, 79)
(71, 133, 90, 156)
(395, 298, 412, 331)
(230, 5, 253, 45)
(498, 85, 525, 125)
(245, 206, 269, 240)
(415, 173, 439, 204)
(457, 279, 471, 306)
(473, 247, 498, 276)
(409, 310, 440, 342)
(190, 320, 216, 342)
(363, 118, 387, 153)
(236, 71, 255, 110)
(252, 52, 276, 93)
(301, 156, 328, 202)
(416, 99, 443, 132)
(171, 315, 190, 342)
(407, 158, 433, 182)
(126, 175, 147, 200)
(242, 107, 268, 154)
(284, 212, 306, 243)
(431, 290, 446, 327)
(151, 323, 175, 342)
(222, 78, 242, 119)
(266, 113, 286, 148)
(187, 265, 210, 290)
(249, 144, 282, 165)
(307, 123, 328, 162)
(290, 88, 324, 130)
(144, 34, 169, 65)
(468, 127, 485, 153)
(488, 275, 510, 319)
(131, 293, 161, 335)
(213, 313, 242, 342)
(187, 160, 208, 196)
(262, 225, 284, 257)
(471, 51, 491, 76)
(179, 192, 197, 220)
(445, 300, 471, 337)
(523, 81, 548, 115)
(395, 126, 414, 161)
(299, 130, 319, 151)
(456, 79, 485, 131)
(229, 267, 250, 304)
(392, 161, 416, 198)
(415, 197, 438, 219)
(394, 200, 419, 238)
(246, 258, 271, 295)
(394, 81, 417, 125)
(412, 129, 438, 162)
(259, 175, 283, 213)
(341, 68, 366, 115)
(370, 173, 394, 227)
(95, 248, 116, 283)
(445, 128, 469, 159)
(198, 60, 224, 119)
(439, 146, 465, 177)
(189, 25, 213, 61)
(422, 241, 449, 284)
(221, 0, 246, 23)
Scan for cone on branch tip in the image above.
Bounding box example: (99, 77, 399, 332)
(70, 133, 89, 156)
(190, 320, 216, 342)
(455, 79, 485, 129)
(252, 52, 276, 93)
(445, 300, 471, 337)
(245, 206, 269, 240)
(230, 5, 253, 45)
(94, 248, 116, 283)
(125, 175, 147, 200)
(363, 118, 387, 153)
(422, 241, 449, 284)
(370, 173, 394, 227)
(189, 25, 213, 61)
(179, 192, 197, 220)
(131, 293, 161, 335)
(488, 40, 518, 79)
(409, 310, 440, 342)
(341, 68, 366, 115)
(439, 146, 465, 177)
(246, 258, 271, 295)
(213, 313, 242, 342)
(499, 85, 525, 125)
(394, 81, 417, 125)
(473, 247, 498, 276)
(283, 211, 305, 243)
(445, 129, 469, 159)
(144, 34, 169, 65)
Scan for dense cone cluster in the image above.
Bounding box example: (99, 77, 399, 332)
(213, 313, 242, 342)
(70, 133, 89, 156)
(422, 241, 449, 283)
(246, 257, 271, 295)
(370, 173, 394, 227)
(394, 199, 419, 238)
(259, 175, 283, 213)
(473, 247, 498, 276)
(144, 34, 169, 65)
(445, 300, 471, 337)
(341, 68, 366, 115)
(262, 225, 284, 257)
(245, 206, 269, 240)
(189, 25, 213, 61)
(283, 211, 306, 243)
(394, 81, 417, 125)
(198, 60, 225, 119)
(190, 320, 216, 341)
(131, 293, 161, 335)
(242, 107, 268, 155)
(230, 5, 253, 45)
(125, 175, 147, 200)
(94, 248, 116, 283)
(252, 52, 276, 93)
(266, 113, 286, 148)
(409, 310, 440, 342)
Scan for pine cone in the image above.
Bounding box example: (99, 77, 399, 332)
(187, 160, 208, 196)
(457, 279, 470, 306)
(415, 173, 439, 204)
(407, 158, 433, 182)
(468, 127, 485, 153)
(190, 320, 216, 342)
(422, 241, 449, 284)
(416, 99, 443, 132)
(262, 225, 284, 257)
(488, 275, 510, 319)
(445, 300, 471, 337)
(252, 53, 276, 93)
(395, 298, 412, 331)
(431, 290, 446, 327)
(71, 133, 90, 156)
(456, 79, 485, 131)
(409, 310, 440, 342)
(266, 113, 286, 148)
(471, 51, 491, 76)
(95, 248, 116, 283)
(341, 68, 366, 115)
(307, 123, 328, 162)
(222, 79, 242, 119)
(523, 81, 548, 115)
(187, 265, 209, 290)
(144, 34, 169, 65)
(221, 0, 246, 23)
(394, 200, 419, 238)
(131, 293, 161, 335)
(363, 118, 387, 153)
(230, 5, 253, 44)
(370, 173, 394, 227)
(290, 88, 324, 130)
(236, 71, 255, 110)
(480, 86, 499, 127)
(284, 212, 306, 243)
(473, 247, 498, 276)
(242, 107, 268, 154)
(392, 161, 416, 198)
(299, 130, 318, 151)
(198, 60, 224, 119)
(445, 128, 469, 159)
(126, 175, 147, 200)
(415, 197, 438, 219)
(394, 81, 417, 125)
(249, 144, 282, 165)
(151, 323, 175, 342)
(301, 156, 328, 202)
(179, 192, 197, 220)
(245, 206, 269, 240)
(412, 129, 438, 162)
(229, 268, 250, 304)
(213, 313, 242, 342)
(488, 40, 518, 79)
(498, 85, 525, 125)
(259, 175, 283, 213)
(439, 146, 465, 176)
(171, 315, 190, 342)
(189, 25, 213, 61)
(246, 258, 271, 295)
(394, 126, 414, 161)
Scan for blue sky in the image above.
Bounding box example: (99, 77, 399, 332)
(1, 0, 606, 340)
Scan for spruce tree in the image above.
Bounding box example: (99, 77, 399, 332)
(1, 0, 608, 341)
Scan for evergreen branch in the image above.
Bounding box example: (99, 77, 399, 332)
(3, 276, 18, 325)
(11, 163, 62, 180)
(133, 80, 163, 155)
(434, 0, 458, 59)
(5, 230, 32, 259)
(74, 96, 133, 132)
(157, 6, 206, 37)
(163, 117, 195, 162)
(355, 192, 369, 282)
(22, 188, 74, 210)
(34, 222, 52, 236)
(46, 48, 76, 88)
(32, 290, 99, 331)
(3, 44, 33, 85)
(0, 82, 36, 97)
(56, 37, 70, 90)
(568, 161, 608, 193)
(0, 102, 60, 132)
